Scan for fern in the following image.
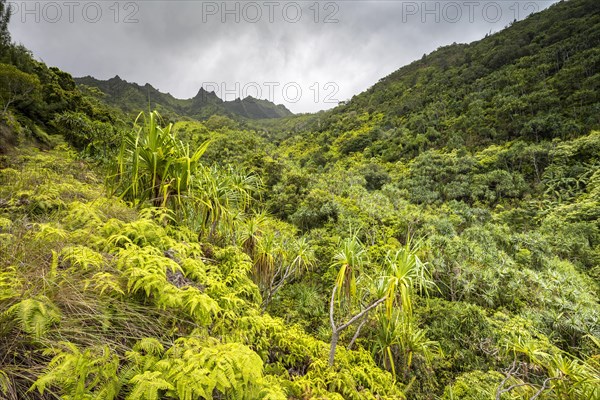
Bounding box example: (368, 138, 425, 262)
(0, 267, 21, 301)
(180, 287, 220, 325)
(60, 245, 104, 272)
(157, 339, 271, 400)
(84, 272, 125, 296)
(34, 223, 68, 242)
(62, 201, 105, 230)
(133, 338, 165, 356)
(5, 296, 61, 340)
(0, 216, 12, 231)
(116, 246, 180, 295)
(127, 371, 173, 400)
(33, 342, 120, 399)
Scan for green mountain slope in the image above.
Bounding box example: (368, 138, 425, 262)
(75, 75, 293, 120)
(1, 0, 600, 399)
(271, 0, 599, 157)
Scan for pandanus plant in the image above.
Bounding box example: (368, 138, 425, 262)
(110, 111, 264, 242)
(328, 235, 436, 368)
(239, 213, 315, 309)
(110, 111, 210, 214)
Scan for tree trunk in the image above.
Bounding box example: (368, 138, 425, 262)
(328, 330, 340, 367)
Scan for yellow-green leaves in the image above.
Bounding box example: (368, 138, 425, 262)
(127, 371, 174, 400)
(33, 343, 120, 399)
(5, 296, 61, 340)
(332, 236, 365, 303)
(111, 110, 212, 213)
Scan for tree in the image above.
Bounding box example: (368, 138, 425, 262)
(328, 236, 387, 366)
(0, 0, 11, 51)
(0, 63, 40, 115)
(328, 236, 436, 368)
(240, 213, 315, 310)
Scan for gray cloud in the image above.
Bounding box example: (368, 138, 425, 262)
(9, 0, 558, 113)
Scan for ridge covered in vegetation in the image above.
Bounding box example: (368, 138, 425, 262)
(1, 0, 599, 399)
(75, 75, 293, 121)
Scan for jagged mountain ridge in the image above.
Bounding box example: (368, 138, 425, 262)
(74, 75, 293, 120)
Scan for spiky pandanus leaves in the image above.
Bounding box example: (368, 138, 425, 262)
(239, 211, 269, 257)
(194, 166, 261, 243)
(252, 230, 279, 291)
(109, 110, 265, 244)
(332, 236, 366, 304)
(490, 322, 600, 400)
(239, 214, 315, 307)
(372, 310, 442, 380)
(382, 237, 434, 318)
(111, 110, 211, 213)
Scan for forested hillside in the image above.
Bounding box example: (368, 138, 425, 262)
(1, 0, 599, 399)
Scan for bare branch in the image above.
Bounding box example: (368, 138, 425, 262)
(348, 317, 368, 350)
(497, 360, 561, 400)
(530, 377, 560, 400)
(338, 295, 387, 332)
(496, 360, 519, 400)
(330, 285, 337, 330)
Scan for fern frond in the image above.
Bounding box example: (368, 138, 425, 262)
(83, 272, 125, 295)
(179, 288, 219, 324)
(62, 201, 105, 229)
(127, 371, 173, 400)
(0, 267, 21, 301)
(34, 223, 68, 242)
(60, 245, 104, 272)
(6, 296, 61, 340)
(132, 338, 164, 357)
(33, 343, 120, 399)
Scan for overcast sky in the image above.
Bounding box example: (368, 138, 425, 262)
(9, 0, 558, 113)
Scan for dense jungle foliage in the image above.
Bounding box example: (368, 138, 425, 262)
(0, 0, 599, 399)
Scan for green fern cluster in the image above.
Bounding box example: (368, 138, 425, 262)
(230, 312, 406, 399)
(0, 145, 408, 399)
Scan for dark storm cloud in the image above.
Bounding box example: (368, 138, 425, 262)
(8, 0, 558, 113)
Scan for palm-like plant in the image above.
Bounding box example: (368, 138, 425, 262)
(261, 236, 315, 309)
(239, 214, 315, 309)
(195, 167, 261, 242)
(110, 111, 210, 212)
(383, 238, 434, 318)
(109, 111, 262, 242)
(328, 235, 387, 366)
(328, 235, 437, 369)
(372, 310, 441, 380)
(332, 236, 366, 303)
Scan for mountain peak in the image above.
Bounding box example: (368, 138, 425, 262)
(73, 76, 293, 119)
